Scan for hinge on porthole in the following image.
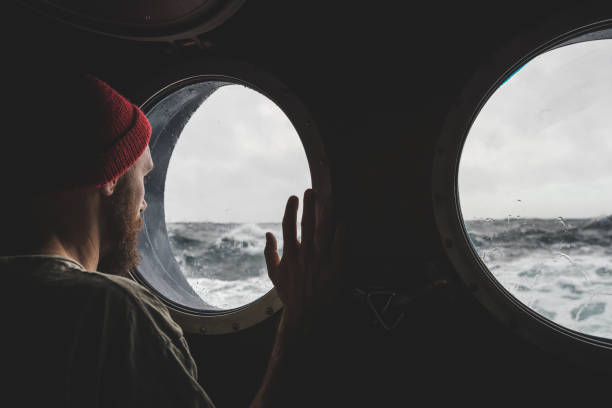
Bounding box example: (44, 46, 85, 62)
(353, 279, 450, 331)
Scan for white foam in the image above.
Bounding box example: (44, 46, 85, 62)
(187, 272, 274, 310)
(487, 250, 612, 338)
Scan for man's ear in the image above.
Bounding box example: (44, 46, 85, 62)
(100, 178, 118, 197)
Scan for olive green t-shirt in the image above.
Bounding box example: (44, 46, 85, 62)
(0, 255, 215, 407)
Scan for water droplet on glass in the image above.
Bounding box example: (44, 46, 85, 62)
(554, 251, 574, 264)
(556, 216, 569, 231)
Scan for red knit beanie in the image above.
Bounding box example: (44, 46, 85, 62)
(81, 74, 152, 189)
(5, 71, 151, 194)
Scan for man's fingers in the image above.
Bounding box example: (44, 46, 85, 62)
(264, 232, 280, 282)
(314, 195, 334, 259)
(282, 195, 299, 256)
(300, 189, 315, 258)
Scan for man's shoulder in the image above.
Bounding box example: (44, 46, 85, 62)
(82, 265, 185, 342)
(95, 269, 184, 339)
(1, 254, 183, 339)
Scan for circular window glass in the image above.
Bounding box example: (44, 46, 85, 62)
(136, 77, 312, 315)
(459, 39, 612, 339)
(164, 84, 308, 309)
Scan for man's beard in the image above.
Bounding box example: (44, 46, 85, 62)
(97, 177, 144, 278)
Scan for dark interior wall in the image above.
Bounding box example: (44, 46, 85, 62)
(7, 0, 612, 406)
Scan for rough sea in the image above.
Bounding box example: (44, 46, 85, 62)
(168, 217, 612, 338)
(465, 215, 612, 339)
(167, 222, 283, 310)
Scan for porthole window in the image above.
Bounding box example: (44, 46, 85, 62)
(459, 39, 612, 339)
(434, 21, 612, 364)
(134, 67, 328, 334)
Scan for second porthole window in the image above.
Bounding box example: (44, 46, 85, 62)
(458, 39, 612, 339)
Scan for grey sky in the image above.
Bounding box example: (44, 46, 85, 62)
(164, 85, 311, 223)
(459, 39, 612, 220)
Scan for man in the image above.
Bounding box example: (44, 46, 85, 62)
(0, 71, 341, 407)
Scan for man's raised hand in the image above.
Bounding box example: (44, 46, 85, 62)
(264, 188, 342, 331)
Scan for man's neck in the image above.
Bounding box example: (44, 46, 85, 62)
(36, 234, 100, 271)
(2, 189, 103, 270)
(33, 189, 103, 271)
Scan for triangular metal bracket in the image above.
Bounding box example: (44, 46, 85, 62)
(365, 291, 406, 331)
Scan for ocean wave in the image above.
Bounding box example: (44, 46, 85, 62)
(213, 223, 273, 255)
(167, 222, 280, 308)
(187, 273, 274, 309)
(582, 215, 612, 231)
(465, 216, 612, 339)
(467, 216, 612, 253)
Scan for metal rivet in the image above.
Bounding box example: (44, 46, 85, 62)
(265, 307, 274, 315)
(200, 327, 207, 334)
(232, 322, 240, 331)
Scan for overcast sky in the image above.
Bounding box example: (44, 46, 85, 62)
(459, 39, 612, 220)
(164, 85, 311, 223)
